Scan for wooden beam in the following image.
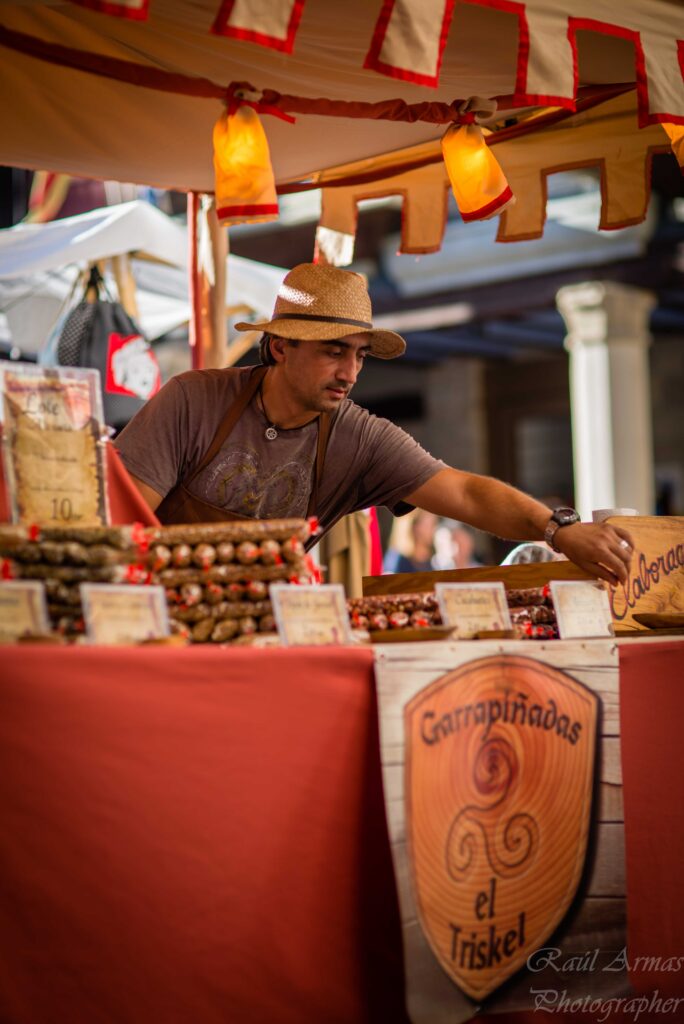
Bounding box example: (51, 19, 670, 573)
(225, 330, 260, 368)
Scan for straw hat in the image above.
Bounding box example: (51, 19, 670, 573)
(234, 263, 406, 359)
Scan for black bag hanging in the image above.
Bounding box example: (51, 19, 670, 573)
(57, 265, 161, 432)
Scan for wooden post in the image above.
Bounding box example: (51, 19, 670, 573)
(110, 254, 140, 321)
(187, 191, 203, 370)
(200, 197, 228, 369)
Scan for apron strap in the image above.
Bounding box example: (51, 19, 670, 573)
(185, 365, 268, 484)
(307, 410, 332, 519)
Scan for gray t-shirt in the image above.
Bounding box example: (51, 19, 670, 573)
(115, 365, 446, 533)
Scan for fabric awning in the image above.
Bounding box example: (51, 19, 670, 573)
(0, 0, 681, 245)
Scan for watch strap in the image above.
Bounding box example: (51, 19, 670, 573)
(544, 508, 580, 552)
(544, 518, 562, 552)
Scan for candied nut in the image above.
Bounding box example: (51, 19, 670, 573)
(204, 582, 224, 605)
(245, 579, 268, 602)
(180, 583, 203, 607)
(281, 537, 304, 563)
(388, 611, 410, 629)
(216, 542, 235, 564)
(151, 544, 172, 570)
(236, 541, 260, 565)
(211, 619, 239, 643)
(193, 543, 217, 569)
(191, 618, 215, 643)
(172, 544, 192, 568)
(259, 539, 282, 565)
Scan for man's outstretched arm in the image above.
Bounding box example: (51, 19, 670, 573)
(405, 467, 634, 585)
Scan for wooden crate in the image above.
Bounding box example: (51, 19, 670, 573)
(364, 516, 684, 635)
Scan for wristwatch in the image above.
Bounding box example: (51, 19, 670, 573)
(544, 507, 581, 552)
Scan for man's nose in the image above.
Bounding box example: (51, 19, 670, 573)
(336, 351, 359, 383)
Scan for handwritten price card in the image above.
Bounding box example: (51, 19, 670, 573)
(0, 581, 50, 642)
(270, 584, 351, 646)
(435, 582, 512, 639)
(550, 581, 614, 639)
(80, 584, 170, 645)
(0, 363, 107, 526)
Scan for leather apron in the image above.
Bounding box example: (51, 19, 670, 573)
(156, 365, 332, 526)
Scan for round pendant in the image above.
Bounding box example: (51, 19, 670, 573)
(265, 426, 278, 441)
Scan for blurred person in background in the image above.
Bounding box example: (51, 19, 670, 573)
(432, 519, 483, 570)
(383, 510, 438, 574)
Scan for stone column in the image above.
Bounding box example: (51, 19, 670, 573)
(425, 358, 488, 474)
(556, 282, 656, 520)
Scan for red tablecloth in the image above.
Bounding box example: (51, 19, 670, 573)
(0, 641, 681, 1023)
(619, 640, 684, 997)
(0, 646, 406, 1024)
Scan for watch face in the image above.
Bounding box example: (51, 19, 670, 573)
(553, 507, 579, 526)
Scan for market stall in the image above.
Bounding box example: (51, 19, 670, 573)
(0, 369, 682, 1022)
(1, 2, 683, 1022)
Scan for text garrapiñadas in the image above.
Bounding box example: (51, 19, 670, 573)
(420, 691, 582, 746)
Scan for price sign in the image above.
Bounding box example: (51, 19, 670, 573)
(270, 584, 351, 646)
(550, 581, 614, 639)
(0, 363, 108, 526)
(435, 582, 512, 639)
(0, 581, 50, 642)
(80, 584, 170, 645)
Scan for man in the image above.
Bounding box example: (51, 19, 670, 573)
(115, 263, 633, 584)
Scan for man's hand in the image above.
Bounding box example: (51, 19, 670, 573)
(405, 467, 636, 584)
(545, 521, 634, 585)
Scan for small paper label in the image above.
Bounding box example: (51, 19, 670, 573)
(270, 584, 351, 646)
(80, 584, 170, 645)
(435, 582, 512, 639)
(0, 581, 50, 642)
(550, 581, 614, 639)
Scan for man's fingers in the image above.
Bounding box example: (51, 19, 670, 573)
(614, 544, 630, 569)
(573, 558, 619, 586)
(612, 537, 633, 569)
(596, 525, 634, 580)
(599, 548, 630, 583)
(613, 526, 635, 557)
(591, 562, 621, 586)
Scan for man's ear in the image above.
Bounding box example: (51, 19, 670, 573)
(270, 335, 289, 364)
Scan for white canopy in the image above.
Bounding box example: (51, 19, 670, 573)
(0, 201, 286, 352)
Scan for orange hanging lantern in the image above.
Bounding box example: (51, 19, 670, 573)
(441, 113, 514, 222)
(662, 123, 684, 170)
(213, 102, 279, 226)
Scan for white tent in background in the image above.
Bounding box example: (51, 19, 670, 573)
(0, 200, 286, 355)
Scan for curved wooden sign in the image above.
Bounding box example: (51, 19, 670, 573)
(405, 655, 598, 1001)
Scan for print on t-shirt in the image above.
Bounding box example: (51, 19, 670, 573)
(195, 444, 313, 519)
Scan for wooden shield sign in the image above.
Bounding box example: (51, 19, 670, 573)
(405, 654, 598, 1001)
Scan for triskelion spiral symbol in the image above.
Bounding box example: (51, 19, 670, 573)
(446, 738, 539, 881)
(473, 737, 517, 797)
